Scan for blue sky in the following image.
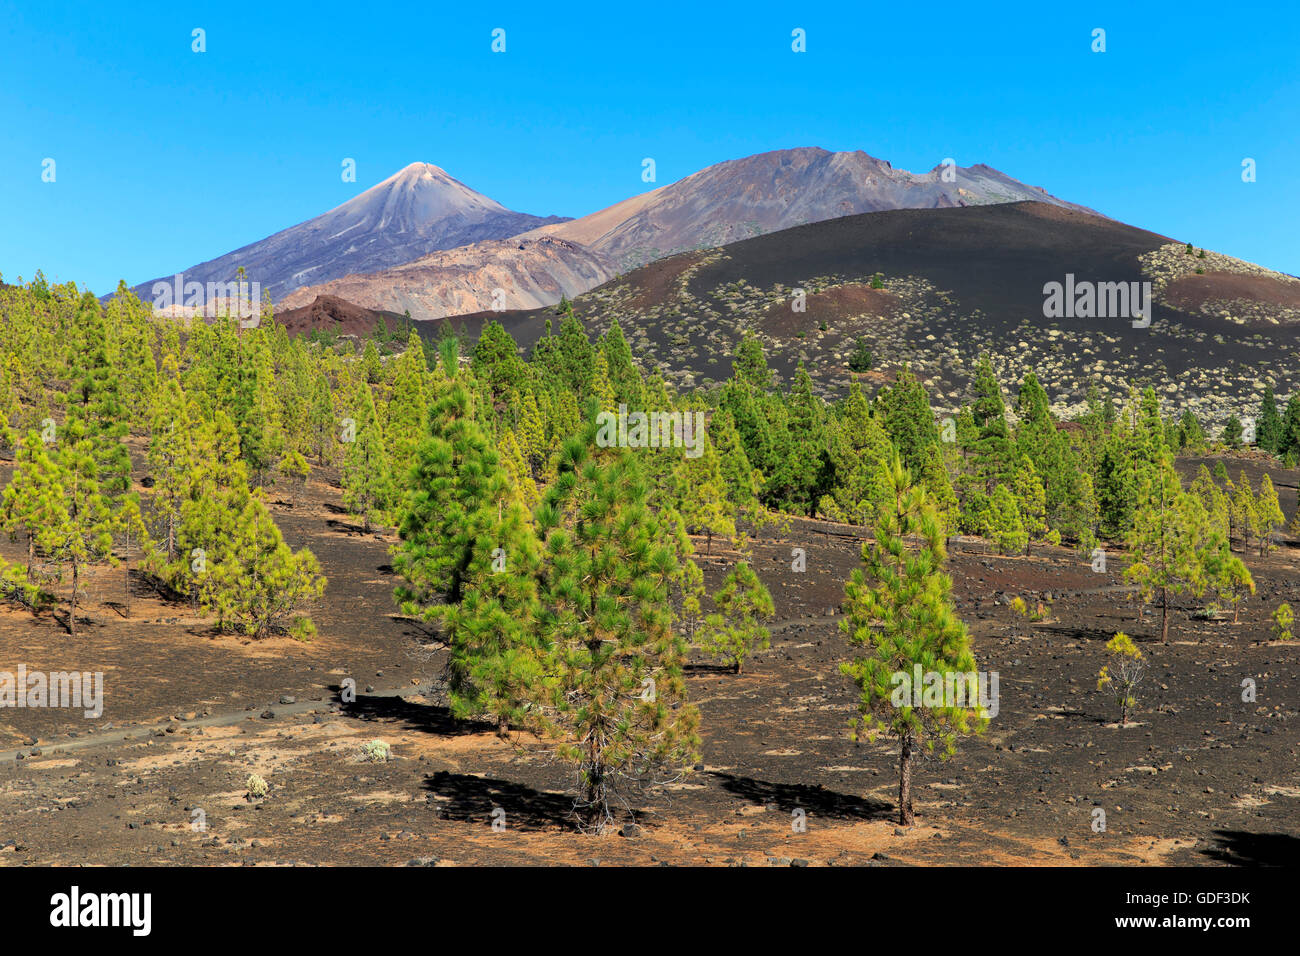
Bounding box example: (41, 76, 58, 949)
(1, 0, 1296, 293)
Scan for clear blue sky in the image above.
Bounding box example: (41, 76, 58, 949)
(2, 0, 1296, 293)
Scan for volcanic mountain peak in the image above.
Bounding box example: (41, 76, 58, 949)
(130, 162, 569, 302)
(347, 161, 510, 229)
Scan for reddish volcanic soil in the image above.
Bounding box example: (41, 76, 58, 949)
(1166, 272, 1300, 314)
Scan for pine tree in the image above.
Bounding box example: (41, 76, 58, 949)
(341, 384, 394, 532)
(1190, 464, 1230, 540)
(1223, 415, 1244, 449)
(988, 485, 1027, 555)
(361, 338, 383, 384)
(969, 356, 1016, 491)
(472, 321, 529, 411)
(1279, 395, 1300, 461)
(533, 418, 701, 830)
(1257, 386, 1282, 453)
(46, 416, 118, 637)
(1255, 473, 1284, 554)
(662, 508, 707, 644)
(1, 429, 65, 591)
(530, 307, 595, 399)
(168, 409, 252, 605)
(839, 450, 986, 825)
(1097, 633, 1146, 726)
(231, 334, 278, 484)
(205, 492, 326, 639)
(1230, 472, 1258, 554)
(497, 428, 539, 510)
(701, 561, 774, 673)
(875, 365, 940, 478)
(440, 484, 547, 734)
(669, 423, 735, 555)
(764, 362, 828, 515)
(1124, 461, 1213, 643)
(599, 319, 645, 408)
(66, 299, 133, 508)
(393, 374, 512, 616)
(730, 332, 772, 389)
(147, 355, 193, 561)
(1011, 455, 1048, 553)
(821, 384, 892, 526)
(1203, 536, 1253, 623)
(709, 406, 762, 512)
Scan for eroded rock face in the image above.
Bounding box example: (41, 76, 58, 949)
(131, 162, 570, 303)
(278, 235, 615, 322)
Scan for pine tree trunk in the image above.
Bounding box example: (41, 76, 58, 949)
(69, 558, 79, 638)
(584, 760, 606, 831)
(25, 534, 35, 583)
(496, 715, 509, 738)
(584, 714, 607, 830)
(1160, 586, 1169, 644)
(898, 732, 915, 826)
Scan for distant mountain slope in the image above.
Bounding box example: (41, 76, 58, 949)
(280, 147, 1102, 321)
(525, 147, 1102, 270)
(277, 235, 614, 321)
(462, 201, 1300, 424)
(131, 163, 570, 302)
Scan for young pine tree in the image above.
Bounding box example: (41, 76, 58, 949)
(701, 561, 774, 673)
(1255, 473, 1284, 555)
(392, 378, 509, 616)
(46, 417, 118, 637)
(205, 493, 326, 640)
(146, 356, 194, 562)
(1124, 463, 1214, 643)
(988, 484, 1027, 555)
(669, 425, 735, 555)
(1011, 455, 1048, 554)
(534, 419, 701, 831)
(1, 429, 66, 589)
(1097, 632, 1146, 726)
(440, 484, 547, 736)
(1231, 472, 1259, 555)
(341, 385, 394, 533)
(839, 450, 987, 826)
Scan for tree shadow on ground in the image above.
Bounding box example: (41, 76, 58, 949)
(1032, 624, 1124, 644)
(421, 771, 578, 831)
(338, 689, 477, 737)
(1201, 829, 1300, 866)
(709, 771, 891, 820)
(684, 662, 735, 674)
(325, 518, 370, 536)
